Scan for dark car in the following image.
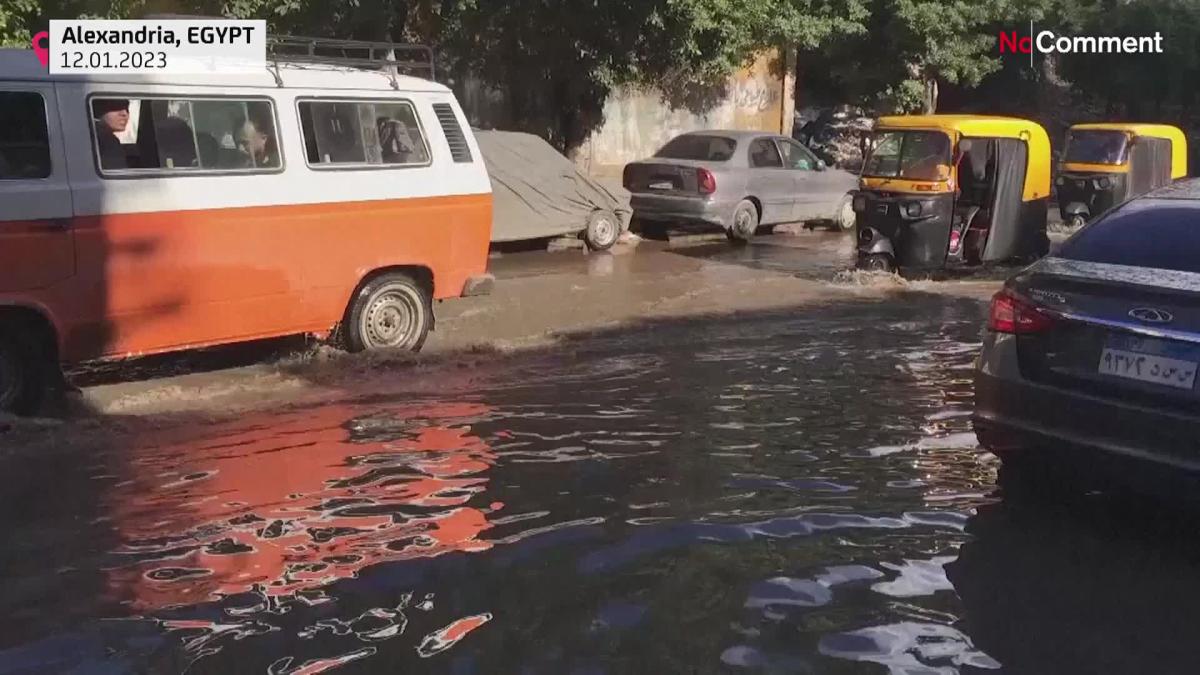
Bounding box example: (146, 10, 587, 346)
(974, 178, 1200, 489)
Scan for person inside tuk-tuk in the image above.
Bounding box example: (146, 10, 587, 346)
(954, 139, 991, 204)
(901, 132, 952, 181)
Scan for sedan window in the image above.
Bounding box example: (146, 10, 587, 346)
(655, 135, 737, 161)
(749, 139, 783, 168)
(1057, 200, 1200, 273)
(779, 140, 818, 170)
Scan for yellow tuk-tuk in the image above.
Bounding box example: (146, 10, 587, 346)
(1057, 123, 1189, 228)
(853, 115, 1051, 272)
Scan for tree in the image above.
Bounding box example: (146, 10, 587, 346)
(1, 0, 41, 47)
(795, 0, 1007, 114)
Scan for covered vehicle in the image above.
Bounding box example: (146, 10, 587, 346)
(622, 130, 858, 243)
(853, 115, 1051, 273)
(1056, 123, 1188, 228)
(476, 130, 630, 250)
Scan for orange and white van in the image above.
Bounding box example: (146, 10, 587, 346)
(0, 42, 494, 413)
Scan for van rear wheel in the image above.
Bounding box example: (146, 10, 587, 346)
(0, 330, 46, 416)
(344, 273, 432, 353)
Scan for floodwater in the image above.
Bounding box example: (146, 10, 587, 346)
(2, 276, 1191, 673)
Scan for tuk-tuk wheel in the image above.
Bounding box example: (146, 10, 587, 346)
(861, 253, 895, 273)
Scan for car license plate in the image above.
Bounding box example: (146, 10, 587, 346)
(1098, 334, 1199, 390)
(649, 181, 673, 190)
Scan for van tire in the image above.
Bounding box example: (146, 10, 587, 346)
(0, 329, 47, 416)
(343, 273, 432, 353)
(584, 210, 619, 251)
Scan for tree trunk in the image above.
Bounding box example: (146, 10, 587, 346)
(924, 77, 938, 114)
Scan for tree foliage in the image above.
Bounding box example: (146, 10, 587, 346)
(5, 0, 1198, 151)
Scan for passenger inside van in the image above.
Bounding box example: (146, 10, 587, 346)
(377, 117, 427, 164)
(93, 98, 130, 170)
(234, 110, 279, 168)
(155, 116, 199, 169)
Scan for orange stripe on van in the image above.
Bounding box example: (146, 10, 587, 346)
(0, 193, 491, 361)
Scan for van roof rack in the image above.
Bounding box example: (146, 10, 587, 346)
(267, 35, 436, 84)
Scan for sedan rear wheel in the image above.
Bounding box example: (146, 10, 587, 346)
(836, 194, 856, 231)
(730, 200, 758, 244)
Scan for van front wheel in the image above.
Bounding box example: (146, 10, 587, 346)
(0, 330, 46, 416)
(344, 273, 432, 353)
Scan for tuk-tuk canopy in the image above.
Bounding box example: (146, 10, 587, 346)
(872, 115, 1051, 202)
(1067, 123, 1188, 179)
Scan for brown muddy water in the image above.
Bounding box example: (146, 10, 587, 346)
(2, 232, 1180, 675)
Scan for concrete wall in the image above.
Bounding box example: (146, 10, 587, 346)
(576, 49, 794, 176)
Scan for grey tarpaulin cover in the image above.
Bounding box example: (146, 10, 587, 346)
(475, 130, 632, 243)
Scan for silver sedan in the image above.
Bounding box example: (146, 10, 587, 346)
(622, 130, 859, 242)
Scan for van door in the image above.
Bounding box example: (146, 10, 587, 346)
(0, 84, 74, 292)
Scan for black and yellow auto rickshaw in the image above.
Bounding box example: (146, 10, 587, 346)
(1056, 123, 1188, 228)
(852, 115, 1052, 273)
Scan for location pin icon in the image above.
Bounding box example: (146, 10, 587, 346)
(32, 31, 49, 67)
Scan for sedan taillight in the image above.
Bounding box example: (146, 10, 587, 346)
(697, 168, 717, 195)
(988, 288, 1056, 334)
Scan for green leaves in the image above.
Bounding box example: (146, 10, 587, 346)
(0, 0, 41, 47)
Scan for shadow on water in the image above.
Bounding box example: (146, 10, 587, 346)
(8, 293, 1191, 674)
(948, 495, 1200, 675)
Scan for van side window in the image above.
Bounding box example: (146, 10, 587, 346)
(298, 100, 430, 167)
(0, 92, 52, 180)
(90, 97, 281, 175)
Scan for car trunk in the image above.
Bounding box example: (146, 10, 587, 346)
(623, 160, 706, 196)
(1014, 274, 1200, 413)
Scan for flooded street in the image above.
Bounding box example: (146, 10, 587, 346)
(2, 233, 1185, 675)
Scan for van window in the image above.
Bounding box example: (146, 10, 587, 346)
(0, 92, 52, 180)
(298, 100, 430, 167)
(90, 96, 280, 174)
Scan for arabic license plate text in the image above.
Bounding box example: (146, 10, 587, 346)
(1097, 348, 1198, 390)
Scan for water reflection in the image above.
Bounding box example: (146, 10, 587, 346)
(4, 296, 1123, 674)
(948, 498, 1200, 675)
(105, 401, 498, 613)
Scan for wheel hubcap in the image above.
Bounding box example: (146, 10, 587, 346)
(361, 290, 420, 348)
(841, 202, 855, 228)
(592, 217, 616, 245)
(735, 210, 754, 235)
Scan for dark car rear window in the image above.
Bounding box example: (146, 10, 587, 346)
(655, 135, 737, 161)
(1057, 199, 1200, 273)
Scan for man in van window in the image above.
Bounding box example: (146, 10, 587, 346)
(93, 99, 130, 170)
(378, 117, 426, 164)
